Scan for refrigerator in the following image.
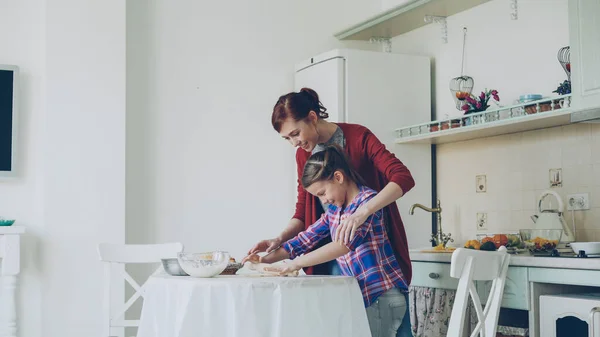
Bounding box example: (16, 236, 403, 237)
(294, 48, 434, 249)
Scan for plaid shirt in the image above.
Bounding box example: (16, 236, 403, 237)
(282, 186, 408, 307)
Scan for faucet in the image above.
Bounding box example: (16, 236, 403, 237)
(409, 199, 454, 248)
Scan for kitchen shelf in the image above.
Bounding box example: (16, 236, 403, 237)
(334, 0, 492, 41)
(395, 95, 573, 144)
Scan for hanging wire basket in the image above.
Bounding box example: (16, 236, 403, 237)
(450, 76, 474, 110)
(450, 27, 474, 111)
(557, 46, 570, 81)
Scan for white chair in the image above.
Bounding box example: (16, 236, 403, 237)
(97, 242, 184, 337)
(446, 246, 511, 337)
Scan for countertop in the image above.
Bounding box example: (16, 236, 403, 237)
(410, 249, 600, 271)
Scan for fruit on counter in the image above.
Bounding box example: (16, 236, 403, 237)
(481, 236, 494, 245)
(524, 237, 559, 251)
(464, 240, 481, 250)
(433, 243, 456, 251)
(506, 234, 521, 247)
(492, 234, 508, 249)
(480, 241, 497, 251)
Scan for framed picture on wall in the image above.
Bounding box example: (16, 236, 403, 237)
(0, 64, 19, 178)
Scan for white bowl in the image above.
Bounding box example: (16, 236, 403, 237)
(570, 242, 600, 255)
(177, 251, 230, 278)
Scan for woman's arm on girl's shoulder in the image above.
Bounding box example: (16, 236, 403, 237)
(335, 129, 414, 243)
(363, 128, 415, 195)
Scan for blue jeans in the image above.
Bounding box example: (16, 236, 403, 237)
(396, 292, 412, 337)
(329, 261, 412, 336)
(328, 260, 343, 275)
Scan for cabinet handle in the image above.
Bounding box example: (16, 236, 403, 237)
(428, 273, 440, 279)
(590, 307, 600, 337)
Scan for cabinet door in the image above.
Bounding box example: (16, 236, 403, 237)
(476, 266, 529, 311)
(411, 262, 459, 290)
(569, 0, 600, 109)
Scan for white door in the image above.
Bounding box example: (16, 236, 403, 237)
(569, 0, 600, 110)
(294, 57, 345, 123)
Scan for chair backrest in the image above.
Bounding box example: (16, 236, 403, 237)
(98, 242, 183, 337)
(447, 246, 510, 337)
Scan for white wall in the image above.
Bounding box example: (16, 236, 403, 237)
(126, 0, 380, 260)
(43, 1, 126, 336)
(390, 0, 576, 244)
(1, 1, 126, 337)
(0, 1, 45, 337)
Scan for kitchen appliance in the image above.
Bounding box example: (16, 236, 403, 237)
(294, 49, 433, 249)
(530, 190, 575, 246)
(534, 249, 600, 258)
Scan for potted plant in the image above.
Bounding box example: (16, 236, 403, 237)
(461, 89, 500, 124)
(553, 80, 571, 95)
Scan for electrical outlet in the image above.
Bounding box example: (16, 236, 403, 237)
(476, 212, 488, 231)
(476, 175, 487, 193)
(567, 193, 590, 211)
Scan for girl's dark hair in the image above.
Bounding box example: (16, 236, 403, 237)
(271, 87, 329, 132)
(301, 145, 366, 189)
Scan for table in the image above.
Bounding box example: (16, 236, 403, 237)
(0, 226, 25, 337)
(137, 274, 371, 337)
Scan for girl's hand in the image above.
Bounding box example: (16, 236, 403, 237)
(335, 207, 369, 245)
(278, 262, 301, 276)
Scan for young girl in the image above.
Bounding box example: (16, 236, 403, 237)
(243, 145, 408, 337)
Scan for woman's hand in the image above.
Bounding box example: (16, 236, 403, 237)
(335, 207, 369, 245)
(248, 237, 282, 255)
(241, 253, 261, 265)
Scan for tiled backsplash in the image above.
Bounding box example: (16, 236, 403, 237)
(437, 123, 600, 244)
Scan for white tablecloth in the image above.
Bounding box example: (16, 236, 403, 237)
(137, 274, 371, 337)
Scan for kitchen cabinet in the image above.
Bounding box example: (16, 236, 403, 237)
(410, 252, 600, 337)
(334, 0, 492, 41)
(411, 261, 458, 290)
(411, 261, 529, 310)
(569, 0, 600, 111)
(476, 266, 529, 311)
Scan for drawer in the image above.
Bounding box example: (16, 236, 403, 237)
(477, 266, 529, 310)
(411, 261, 458, 290)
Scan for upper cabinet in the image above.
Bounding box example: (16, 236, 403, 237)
(334, 0, 494, 41)
(569, 0, 600, 111)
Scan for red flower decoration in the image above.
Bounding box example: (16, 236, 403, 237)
(461, 89, 500, 114)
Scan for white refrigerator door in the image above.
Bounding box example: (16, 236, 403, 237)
(294, 57, 345, 123)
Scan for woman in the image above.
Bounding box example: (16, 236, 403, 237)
(246, 87, 415, 336)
